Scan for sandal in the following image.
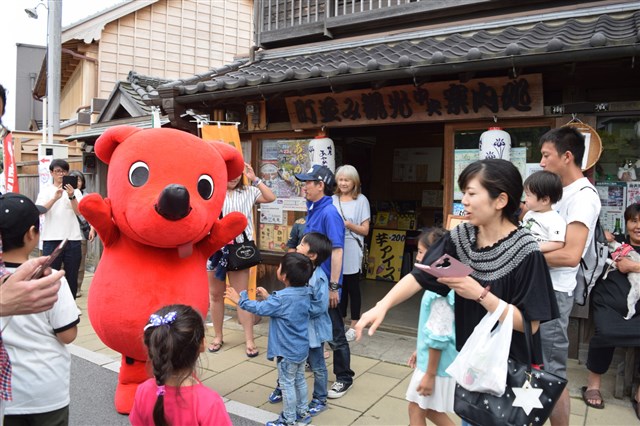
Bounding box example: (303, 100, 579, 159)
(581, 386, 605, 409)
(246, 346, 260, 358)
(207, 340, 224, 353)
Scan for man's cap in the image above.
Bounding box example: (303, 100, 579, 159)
(294, 164, 335, 187)
(0, 193, 46, 240)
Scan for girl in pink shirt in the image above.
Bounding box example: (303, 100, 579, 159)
(130, 304, 231, 426)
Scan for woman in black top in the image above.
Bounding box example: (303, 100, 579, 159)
(581, 203, 640, 417)
(356, 159, 558, 366)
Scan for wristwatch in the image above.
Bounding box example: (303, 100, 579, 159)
(68, 195, 76, 200)
(252, 178, 263, 187)
(329, 281, 341, 291)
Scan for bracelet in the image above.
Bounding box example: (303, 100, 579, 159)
(476, 285, 491, 303)
(68, 195, 76, 200)
(252, 178, 263, 187)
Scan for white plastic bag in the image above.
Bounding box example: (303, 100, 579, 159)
(446, 300, 513, 396)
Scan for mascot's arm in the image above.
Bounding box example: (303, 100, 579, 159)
(200, 212, 248, 255)
(79, 194, 119, 247)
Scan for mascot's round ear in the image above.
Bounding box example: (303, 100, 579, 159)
(207, 140, 245, 180)
(94, 126, 142, 164)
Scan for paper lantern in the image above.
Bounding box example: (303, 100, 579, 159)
(308, 135, 335, 172)
(479, 127, 511, 161)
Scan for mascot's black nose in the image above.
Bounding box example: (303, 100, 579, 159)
(155, 184, 192, 221)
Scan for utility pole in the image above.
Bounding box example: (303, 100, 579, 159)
(47, 0, 62, 143)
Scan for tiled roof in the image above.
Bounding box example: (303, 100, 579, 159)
(154, 8, 640, 99)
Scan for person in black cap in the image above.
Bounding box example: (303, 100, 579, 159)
(295, 165, 355, 399)
(0, 192, 80, 423)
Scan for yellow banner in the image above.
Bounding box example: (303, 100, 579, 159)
(202, 124, 256, 301)
(366, 229, 406, 282)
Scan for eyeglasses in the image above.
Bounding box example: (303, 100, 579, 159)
(52, 169, 67, 174)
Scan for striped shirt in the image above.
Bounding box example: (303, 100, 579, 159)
(222, 186, 261, 243)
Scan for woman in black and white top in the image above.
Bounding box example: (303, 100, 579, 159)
(207, 163, 276, 357)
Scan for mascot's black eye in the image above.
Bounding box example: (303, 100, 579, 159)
(197, 175, 214, 200)
(128, 161, 149, 187)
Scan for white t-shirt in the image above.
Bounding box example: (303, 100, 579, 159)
(551, 177, 601, 293)
(522, 210, 566, 243)
(332, 194, 371, 275)
(35, 183, 83, 241)
(522, 209, 567, 286)
(1, 268, 80, 414)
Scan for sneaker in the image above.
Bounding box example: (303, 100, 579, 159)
(268, 387, 282, 404)
(265, 416, 293, 426)
(345, 328, 356, 342)
(308, 398, 327, 416)
(296, 412, 311, 424)
(327, 381, 351, 399)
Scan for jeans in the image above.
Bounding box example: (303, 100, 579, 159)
(327, 307, 354, 384)
(307, 346, 328, 402)
(43, 240, 81, 299)
(277, 357, 308, 424)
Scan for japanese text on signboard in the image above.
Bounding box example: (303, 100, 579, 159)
(286, 74, 542, 129)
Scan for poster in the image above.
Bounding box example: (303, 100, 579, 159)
(259, 202, 285, 224)
(627, 181, 640, 206)
(366, 229, 406, 282)
(258, 223, 289, 253)
(260, 139, 310, 198)
(392, 148, 443, 182)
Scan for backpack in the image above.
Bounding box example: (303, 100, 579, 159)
(574, 186, 608, 306)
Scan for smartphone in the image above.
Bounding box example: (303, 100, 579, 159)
(62, 175, 78, 189)
(29, 239, 67, 280)
(414, 254, 472, 278)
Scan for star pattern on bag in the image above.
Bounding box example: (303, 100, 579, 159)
(512, 381, 544, 415)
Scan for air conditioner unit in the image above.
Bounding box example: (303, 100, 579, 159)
(38, 143, 68, 159)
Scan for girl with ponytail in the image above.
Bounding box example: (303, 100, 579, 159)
(130, 304, 231, 425)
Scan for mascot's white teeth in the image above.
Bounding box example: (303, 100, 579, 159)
(177, 242, 193, 258)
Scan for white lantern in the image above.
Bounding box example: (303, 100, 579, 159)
(308, 136, 335, 173)
(479, 127, 511, 161)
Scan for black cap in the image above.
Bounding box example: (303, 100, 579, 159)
(294, 164, 335, 187)
(0, 193, 46, 241)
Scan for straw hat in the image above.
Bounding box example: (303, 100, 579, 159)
(563, 122, 603, 171)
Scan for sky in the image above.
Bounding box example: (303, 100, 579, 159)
(0, 0, 124, 129)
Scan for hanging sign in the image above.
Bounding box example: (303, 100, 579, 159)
(286, 74, 543, 129)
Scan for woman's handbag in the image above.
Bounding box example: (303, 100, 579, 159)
(446, 300, 513, 396)
(337, 198, 369, 274)
(226, 231, 262, 271)
(453, 316, 568, 426)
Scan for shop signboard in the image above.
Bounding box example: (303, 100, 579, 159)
(286, 74, 543, 129)
(366, 229, 406, 282)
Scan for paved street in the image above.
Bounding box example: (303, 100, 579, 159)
(69, 273, 639, 425)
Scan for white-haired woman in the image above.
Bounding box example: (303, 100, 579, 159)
(332, 165, 370, 341)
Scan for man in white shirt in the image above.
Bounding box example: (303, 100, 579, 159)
(539, 126, 601, 425)
(36, 159, 84, 298)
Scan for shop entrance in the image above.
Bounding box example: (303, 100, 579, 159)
(331, 122, 445, 333)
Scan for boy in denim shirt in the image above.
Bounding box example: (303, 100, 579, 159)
(226, 253, 314, 426)
(269, 232, 333, 416)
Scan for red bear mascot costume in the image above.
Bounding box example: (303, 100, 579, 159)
(79, 126, 247, 413)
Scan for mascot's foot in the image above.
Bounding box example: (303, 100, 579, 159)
(114, 356, 150, 414)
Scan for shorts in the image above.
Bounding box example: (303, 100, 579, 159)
(206, 245, 229, 281)
(539, 290, 574, 379)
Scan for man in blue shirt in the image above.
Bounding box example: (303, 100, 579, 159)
(295, 165, 354, 398)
